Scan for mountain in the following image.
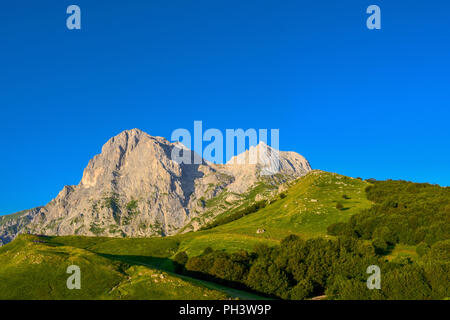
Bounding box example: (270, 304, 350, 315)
(0, 129, 311, 245)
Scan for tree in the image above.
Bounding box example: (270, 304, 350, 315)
(382, 264, 432, 299)
(290, 279, 314, 300)
(173, 251, 189, 273)
(202, 247, 214, 255)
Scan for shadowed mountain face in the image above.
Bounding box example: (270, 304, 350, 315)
(0, 129, 311, 245)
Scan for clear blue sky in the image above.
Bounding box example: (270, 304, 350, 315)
(1, 1, 449, 215)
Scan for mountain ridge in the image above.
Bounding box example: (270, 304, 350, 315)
(0, 129, 311, 245)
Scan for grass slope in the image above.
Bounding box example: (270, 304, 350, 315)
(178, 178, 278, 233)
(0, 234, 263, 300)
(173, 170, 372, 255)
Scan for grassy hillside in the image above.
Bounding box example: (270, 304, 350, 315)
(174, 170, 372, 255)
(178, 177, 279, 234)
(0, 234, 261, 300)
(210, 171, 370, 235)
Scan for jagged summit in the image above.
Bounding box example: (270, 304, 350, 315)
(226, 140, 311, 179)
(0, 129, 312, 244)
(81, 129, 175, 189)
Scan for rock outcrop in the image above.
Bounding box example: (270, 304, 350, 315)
(0, 208, 41, 245)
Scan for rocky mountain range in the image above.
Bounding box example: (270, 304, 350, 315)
(0, 129, 311, 245)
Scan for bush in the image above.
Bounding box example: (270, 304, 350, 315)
(416, 242, 430, 257)
(372, 238, 388, 254)
(382, 264, 432, 300)
(173, 251, 189, 273)
(427, 240, 450, 261)
(327, 222, 353, 237)
(202, 247, 214, 255)
(289, 279, 314, 300)
(423, 262, 450, 298)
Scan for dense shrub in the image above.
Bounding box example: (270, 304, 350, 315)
(382, 264, 432, 300)
(327, 180, 450, 246)
(416, 242, 430, 257)
(173, 251, 188, 273)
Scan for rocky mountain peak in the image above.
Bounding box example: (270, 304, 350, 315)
(0, 129, 312, 244)
(80, 129, 176, 189)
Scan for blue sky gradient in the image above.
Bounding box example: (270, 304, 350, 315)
(1, 1, 449, 215)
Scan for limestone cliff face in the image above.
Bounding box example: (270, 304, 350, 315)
(224, 141, 311, 193)
(0, 129, 311, 244)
